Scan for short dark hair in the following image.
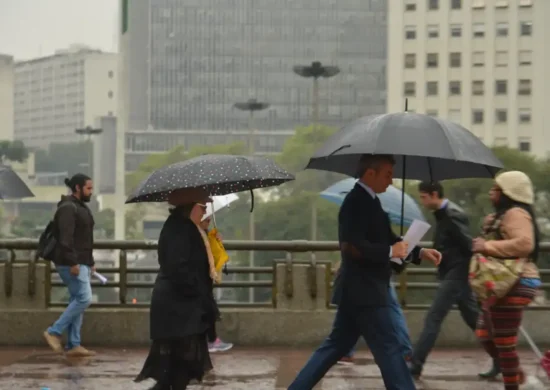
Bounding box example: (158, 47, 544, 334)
(418, 181, 444, 198)
(64, 173, 91, 193)
(355, 154, 396, 178)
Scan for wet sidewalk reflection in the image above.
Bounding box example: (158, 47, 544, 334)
(0, 347, 542, 389)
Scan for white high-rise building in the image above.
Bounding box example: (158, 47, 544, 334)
(14, 45, 118, 149)
(0, 54, 15, 141)
(387, 0, 550, 158)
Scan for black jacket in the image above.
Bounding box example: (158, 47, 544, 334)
(432, 201, 472, 280)
(149, 212, 219, 341)
(332, 184, 422, 307)
(53, 195, 95, 267)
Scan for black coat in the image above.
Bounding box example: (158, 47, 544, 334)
(53, 195, 95, 267)
(432, 201, 472, 280)
(332, 184, 422, 307)
(149, 212, 219, 341)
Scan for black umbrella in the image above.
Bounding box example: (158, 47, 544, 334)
(126, 154, 295, 208)
(306, 112, 503, 181)
(305, 111, 503, 234)
(0, 166, 34, 199)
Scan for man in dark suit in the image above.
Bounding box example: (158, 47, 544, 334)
(408, 181, 479, 378)
(288, 154, 442, 390)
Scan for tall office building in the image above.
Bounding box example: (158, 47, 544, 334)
(120, 0, 388, 171)
(387, 0, 550, 158)
(14, 45, 118, 149)
(0, 54, 15, 141)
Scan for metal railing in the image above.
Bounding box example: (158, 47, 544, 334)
(0, 239, 549, 310)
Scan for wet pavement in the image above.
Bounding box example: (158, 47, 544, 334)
(0, 347, 546, 389)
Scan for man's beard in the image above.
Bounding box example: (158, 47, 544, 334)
(81, 194, 91, 203)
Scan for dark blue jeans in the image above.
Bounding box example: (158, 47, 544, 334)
(288, 301, 416, 390)
(345, 283, 412, 358)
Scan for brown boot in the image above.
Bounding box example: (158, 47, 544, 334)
(66, 346, 96, 357)
(43, 331, 63, 353)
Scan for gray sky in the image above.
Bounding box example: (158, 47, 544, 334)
(0, 0, 118, 60)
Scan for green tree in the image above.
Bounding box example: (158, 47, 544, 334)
(93, 207, 145, 239)
(34, 142, 91, 175)
(0, 140, 28, 163)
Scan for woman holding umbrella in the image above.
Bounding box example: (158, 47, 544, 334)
(134, 188, 220, 390)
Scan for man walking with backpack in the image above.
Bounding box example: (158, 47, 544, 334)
(43, 173, 96, 357)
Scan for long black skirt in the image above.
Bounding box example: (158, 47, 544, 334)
(134, 333, 213, 390)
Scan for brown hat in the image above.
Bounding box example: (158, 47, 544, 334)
(167, 188, 212, 206)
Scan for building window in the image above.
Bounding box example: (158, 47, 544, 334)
(472, 80, 484, 95)
(451, 0, 462, 10)
(108, 70, 114, 78)
(108, 90, 114, 98)
(426, 53, 438, 68)
(428, 0, 439, 10)
(473, 23, 485, 38)
(519, 50, 532, 66)
(449, 81, 461, 95)
(519, 0, 533, 7)
(472, 0, 485, 8)
(472, 51, 485, 67)
(426, 81, 438, 96)
(520, 21, 533, 36)
(518, 79, 532, 95)
(472, 110, 484, 124)
(405, 26, 417, 39)
(426, 110, 438, 117)
(450, 24, 462, 37)
(404, 54, 416, 68)
(449, 109, 461, 123)
(495, 0, 509, 8)
(519, 141, 531, 152)
(495, 109, 508, 123)
(518, 108, 531, 123)
(495, 80, 507, 95)
(427, 25, 439, 38)
(495, 51, 508, 67)
(404, 82, 416, 96)
(496, 22, 509, 37)
(405, 1, 417, 11)
(449, 52, 461, 68)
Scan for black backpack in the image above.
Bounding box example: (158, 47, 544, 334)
(36, 202, 77, 262)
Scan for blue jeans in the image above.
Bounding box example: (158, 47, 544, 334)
(345, 283, 412, 358)
(288, 300, 415, 390)
(47, 265, 92, 349)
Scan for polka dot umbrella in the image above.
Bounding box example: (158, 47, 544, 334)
(125, 154, 295, 208)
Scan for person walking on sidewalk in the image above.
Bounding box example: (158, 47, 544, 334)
(408, 181, 479, 377)
(43, 173, 96, 357)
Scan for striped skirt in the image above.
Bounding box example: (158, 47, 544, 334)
(475, 282, 537, 390)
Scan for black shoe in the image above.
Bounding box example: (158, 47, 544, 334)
(408, 361, 422, 378)
(478, 360, 500, 379)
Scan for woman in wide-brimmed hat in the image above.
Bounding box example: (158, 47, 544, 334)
(135, 188, 220, 390)
(472, 171, 541, 389)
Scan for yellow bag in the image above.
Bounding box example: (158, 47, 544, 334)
(208, 228, 229, 271)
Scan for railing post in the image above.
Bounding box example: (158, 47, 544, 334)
(44, 260, 51, 307)
(307, 255, 317, 299)
(3, 250, 14, 298)
(28, 251, 37, 297)
(119, 250, 127, 304)
(399, 269, 408, 307)
(284, 252, 293, 298)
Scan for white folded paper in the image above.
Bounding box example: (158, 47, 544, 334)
(390, 219, 431, 264)
(93, 272, 108, 285)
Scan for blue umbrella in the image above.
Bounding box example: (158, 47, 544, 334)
(320, 178, 426, 227)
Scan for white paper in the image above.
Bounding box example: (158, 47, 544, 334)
(390, 219, 431, 264)
(93, 272, 108, 285)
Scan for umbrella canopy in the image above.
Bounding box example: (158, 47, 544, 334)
(126, 154, 294, 204)
(0, 166, 34, 199)
(320, 179, 425, 227)
(202, 193, 239, 221)
(306, 112, 503, 181)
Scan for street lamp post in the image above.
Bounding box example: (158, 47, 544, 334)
(75, 126, 103, 177)
(234, 98, 270, 303)
(293, 61, 340, 260)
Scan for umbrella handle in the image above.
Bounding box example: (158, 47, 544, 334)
(249, 189, 254, 212)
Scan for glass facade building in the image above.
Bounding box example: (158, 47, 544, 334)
(122, 0, 387, 170)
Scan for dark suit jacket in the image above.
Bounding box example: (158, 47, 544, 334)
(332, 184, 422, 307)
